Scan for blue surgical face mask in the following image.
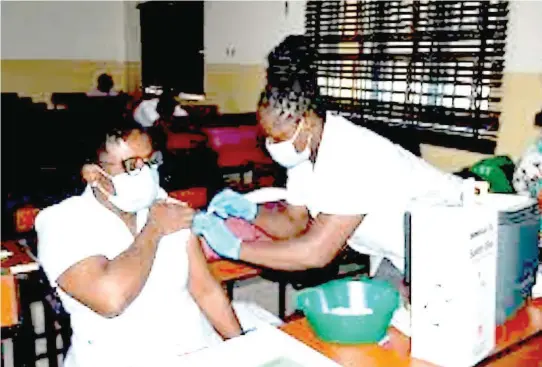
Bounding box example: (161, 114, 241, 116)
(266, 121, 312, 169)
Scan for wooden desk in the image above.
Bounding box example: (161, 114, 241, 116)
(280, 299, 542, 367)
(209, 260, 262, 299)
(1, 274, 19, 329)
(1, 240, 39, 274)
(1, 241, 40, 334)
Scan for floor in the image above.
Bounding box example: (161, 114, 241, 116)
(0, 277, 298, 367)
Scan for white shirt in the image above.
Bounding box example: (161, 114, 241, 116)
(36, 186, 222, 367)
(285, 112, 463, 272)
(133, 99, 188, 128)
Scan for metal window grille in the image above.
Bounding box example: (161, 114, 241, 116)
(306, 0, 508, 153)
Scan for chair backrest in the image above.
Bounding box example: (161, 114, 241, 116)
(50, 93, 88, 109)
(15, 207, 40, 234)
(202, 125, 261, 152)
(169, 187, 208, 209)
(181, 104, 219, 118)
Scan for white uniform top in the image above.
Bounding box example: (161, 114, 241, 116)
(285, 112, 463, 273)
(36, 186, 222, 367)
(133, 99, 188, 128)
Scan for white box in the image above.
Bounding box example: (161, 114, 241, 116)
(409, 206, 497, 367)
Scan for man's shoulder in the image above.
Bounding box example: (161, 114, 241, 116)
(35, 195, 90, 232)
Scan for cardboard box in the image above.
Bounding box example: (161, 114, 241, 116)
(472, 194, 539, 325)
(409, 206, 497, 367)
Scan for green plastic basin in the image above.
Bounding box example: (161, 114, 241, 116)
(296, 277, 400, 344)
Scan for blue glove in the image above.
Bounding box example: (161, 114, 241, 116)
(192, 211, 242, 260)
(207, 188, 258, 222)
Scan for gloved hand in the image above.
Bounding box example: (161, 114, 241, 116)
(192, 211, 242, 260)
(207, 188, 258, 222)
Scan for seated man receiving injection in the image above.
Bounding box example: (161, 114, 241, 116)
(36, 119, 275, 367)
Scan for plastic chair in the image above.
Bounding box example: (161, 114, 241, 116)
(7, 254, 71, 367)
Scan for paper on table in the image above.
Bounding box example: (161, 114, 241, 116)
(259, 357, 306, 367)
(177, 323, 340, 367)
(10, 263, 40, 274)
(1, 250, 13, 260)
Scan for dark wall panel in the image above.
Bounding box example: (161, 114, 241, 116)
(139, 1, 204, 95)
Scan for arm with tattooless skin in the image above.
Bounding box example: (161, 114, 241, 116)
(186, 234, 243, 339)
(41, 200, 195, 318)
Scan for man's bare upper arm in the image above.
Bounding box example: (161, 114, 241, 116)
(56, 255, 114, 314)
(187, 235, 219, 298)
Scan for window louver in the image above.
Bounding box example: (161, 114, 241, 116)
(305, 1, 508, 153)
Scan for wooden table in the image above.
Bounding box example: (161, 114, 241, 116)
(1, 240, 39, 274)
(209, 260, 262, 299)
(1, 240, 40, 333)
(1, 243, 263, 328)
(280, 299, 542, 367)
(1, 274, 19, 329)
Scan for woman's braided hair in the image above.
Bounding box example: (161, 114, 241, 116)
(258, 35, 323, 123)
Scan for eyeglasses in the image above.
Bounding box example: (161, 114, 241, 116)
(100, 151, 164, 176)
(123, 151, 164, 176)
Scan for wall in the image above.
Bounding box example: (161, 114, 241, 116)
(1, 1, 142, 99)
(123, 1, 142, 93)
(204, 1, 542, 171)
(2, 1, 540, 171)
(203, 1, 306, 113)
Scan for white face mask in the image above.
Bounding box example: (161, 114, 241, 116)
(93, 165, 160, 213)
(266, 121, 312, 169)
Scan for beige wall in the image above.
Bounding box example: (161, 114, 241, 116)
(1, 1, 142, 97)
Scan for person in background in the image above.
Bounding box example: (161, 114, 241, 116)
(193, 35, 466, 331)
(133, 90, 187, 129)
(143, 91, 179, 151)
(512, 133, 542, 199)
(512, 121, 542, 299)
(133, 91, 218, 194)
(88, 73, 119, 97)
(36, 118, 273, 367)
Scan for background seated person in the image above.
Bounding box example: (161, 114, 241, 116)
(36, 119, 269, 367)
(133, 90, 187, 129)
(512, 128, 542, 298)
(87, 73, 119, 97)
(513, 132, 542, 199)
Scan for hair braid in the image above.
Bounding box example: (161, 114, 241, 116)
(259, 35, 323, 122)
